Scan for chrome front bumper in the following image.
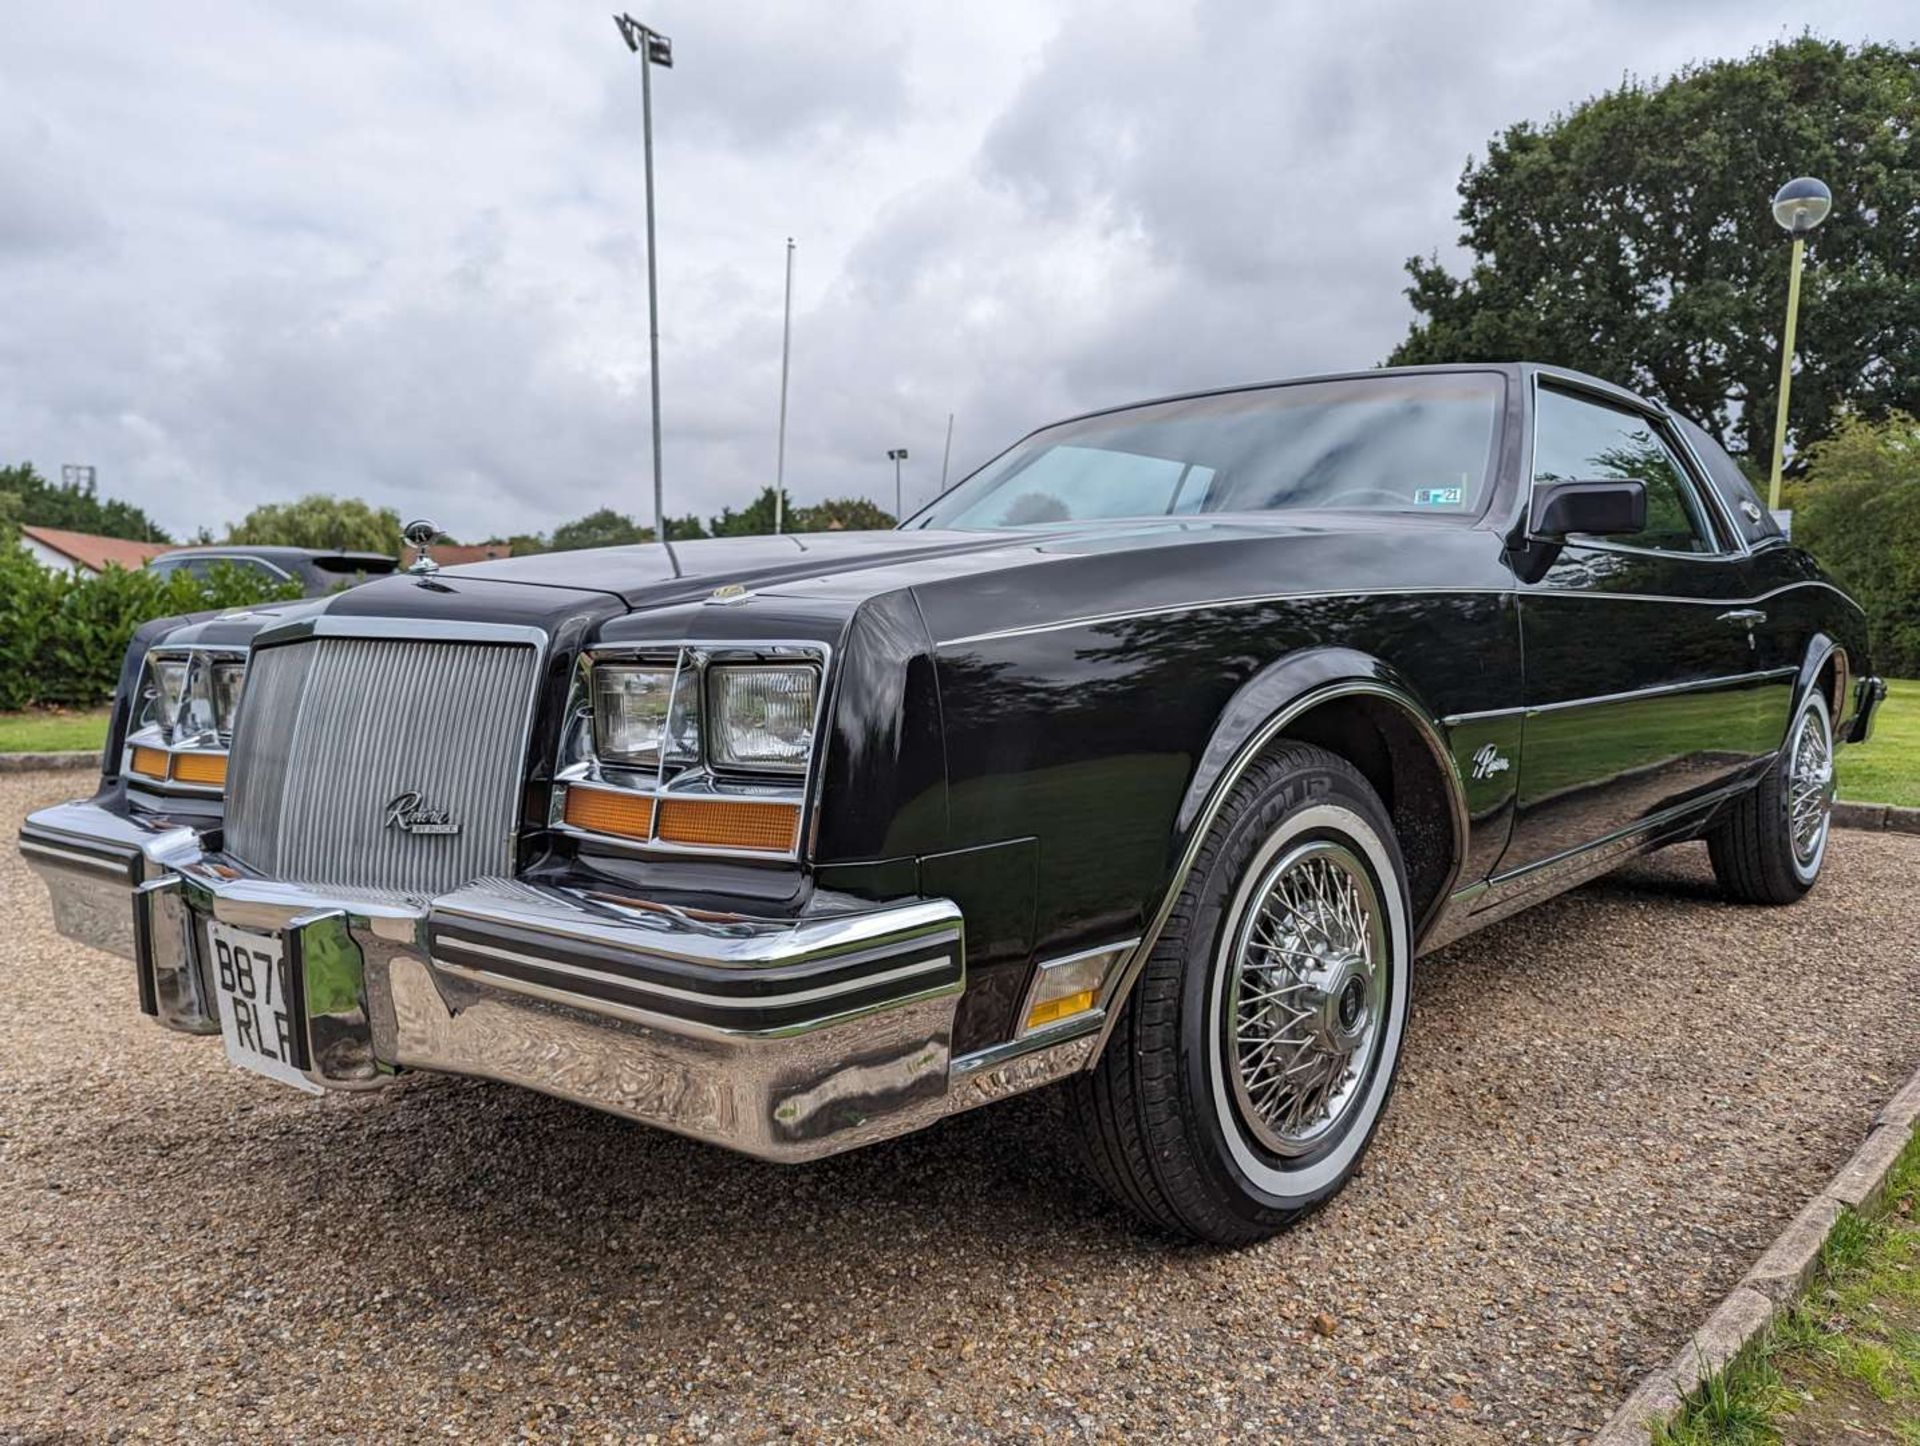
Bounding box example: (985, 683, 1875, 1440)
(20, 799, 1093, 1162)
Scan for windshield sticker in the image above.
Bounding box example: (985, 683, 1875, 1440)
(1414, 486, 1464, 507)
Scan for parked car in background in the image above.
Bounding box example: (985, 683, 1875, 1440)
(21, 363, 1885, 1245)
(146, 545, 397, 596)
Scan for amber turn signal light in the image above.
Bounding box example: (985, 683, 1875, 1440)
(171, 753, 228, 787)
(129, 746, 170, 781)
(1025, 989, 1096, 1031)
(563, 786, 656, 841)
(657, 798, 800, 853)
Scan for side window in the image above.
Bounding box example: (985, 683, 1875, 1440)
(1672, 414, 1781, 547)
(1533, 388, 1720, 554)
(189, 556, 278, 582)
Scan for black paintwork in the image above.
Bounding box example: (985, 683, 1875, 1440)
(105, 363, 1874, 1059)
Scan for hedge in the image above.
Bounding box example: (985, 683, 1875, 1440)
(0, 537, 300, 711)
(1789, 477, 1920, 679)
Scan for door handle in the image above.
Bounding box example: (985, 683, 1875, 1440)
(1717, 609, 1767, 626)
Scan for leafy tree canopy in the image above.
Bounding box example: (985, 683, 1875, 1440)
(710, 488, 790, 538)
(226, 494, 402, 554)
(710, 488, 897, 537)
(549, 507, 648, 552)
(1390, 36, 1920, 466)
(794, 496, 896, 531)
(0, 462, 171, 543)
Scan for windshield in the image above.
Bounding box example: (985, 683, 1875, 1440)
(910, 373, 1504, 530)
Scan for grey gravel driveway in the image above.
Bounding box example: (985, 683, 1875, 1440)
(3, 768, 1918, 1443)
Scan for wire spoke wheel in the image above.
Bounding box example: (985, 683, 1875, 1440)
(1221, 839, 1389, 1158)
(1787, 699, 1835, 869)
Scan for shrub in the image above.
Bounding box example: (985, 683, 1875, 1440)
(0, 538, 300, 711)
(1789, 412, 1920, 678)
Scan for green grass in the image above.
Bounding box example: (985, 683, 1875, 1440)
(1652, 1128, 1920, 1443)
(1837, 677, 1920, 809)
(0, 707, 111, 755)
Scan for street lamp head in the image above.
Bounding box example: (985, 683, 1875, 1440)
(613, 13, 672, 66)
(1771, 177, 1832, 236)
(888, 448, 909, 462)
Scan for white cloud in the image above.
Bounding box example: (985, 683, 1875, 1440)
(0, 0, 1911, 541)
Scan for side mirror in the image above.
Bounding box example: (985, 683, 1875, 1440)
(1529, 479, 1646, 540)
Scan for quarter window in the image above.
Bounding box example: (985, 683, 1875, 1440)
(1532, 388, 1718, 554)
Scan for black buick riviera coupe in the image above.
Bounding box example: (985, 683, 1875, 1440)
(20, 364, 1887, 1244)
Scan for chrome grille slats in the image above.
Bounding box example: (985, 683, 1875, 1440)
(225, 638, 539, 896)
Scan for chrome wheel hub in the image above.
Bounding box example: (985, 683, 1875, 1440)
(1787, 704, 1834, 869)
(1223, 840, 1388, 1157)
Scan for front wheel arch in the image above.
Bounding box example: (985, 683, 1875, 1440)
(1089, 663, 1464, 1069)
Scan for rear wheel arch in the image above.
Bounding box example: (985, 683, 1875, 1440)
(1798, 636, 1847, 736)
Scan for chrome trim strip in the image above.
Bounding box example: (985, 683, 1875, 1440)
(251, 615, 550, 650)
(937, 579, 1856, 649)
(1439, 667, 1798, 726)
(18, 840, 130, 877)
(1087, 679, 1467, 1065)
(953, 1018, 1103, 1077)
(431, 883, 964, 971)
(433, 936, 956, 1011)
(1486, 776, 1753, 888)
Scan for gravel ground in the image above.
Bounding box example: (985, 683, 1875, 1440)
(3, 769, 1919, 1444)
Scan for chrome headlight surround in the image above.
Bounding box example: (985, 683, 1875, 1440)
(554, 640, 830, 860)
(125, 645, 249, 795)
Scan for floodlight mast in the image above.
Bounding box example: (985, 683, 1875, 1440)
(613, 14, 673, 545)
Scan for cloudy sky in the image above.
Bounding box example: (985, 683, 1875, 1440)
(2, 2, 1913, 542)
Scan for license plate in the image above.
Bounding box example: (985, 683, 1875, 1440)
(205, 919, 322, 1094)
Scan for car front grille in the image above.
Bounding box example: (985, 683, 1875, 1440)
(224, 636, 541, 897)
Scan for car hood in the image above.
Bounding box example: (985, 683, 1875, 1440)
(436, 516, 1429, 610)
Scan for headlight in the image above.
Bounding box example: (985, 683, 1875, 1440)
(210, 661, 247, 734)
(148, 658, 190, 739)
(592, 664, 699, 767)
(708, 665, 818, 773)
(141, 652, 248, 745)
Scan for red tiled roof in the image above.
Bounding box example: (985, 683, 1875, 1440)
(20, 525, 173, 573)
(427, 543, 512, 565)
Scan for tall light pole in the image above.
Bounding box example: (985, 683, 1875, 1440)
(614, 13, 674, 543)
(940, 413, 954, 490)
(1766, 176, 1833, 514)
(774, 238, 795, 534)
(887, 448, 909, 523)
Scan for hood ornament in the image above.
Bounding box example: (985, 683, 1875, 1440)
(403, 519, 441, 576)
(707, 582, 751, 606)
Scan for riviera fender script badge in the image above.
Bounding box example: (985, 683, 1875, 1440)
(384, 791, 462, 836)
(1470, 744, 1511, 781)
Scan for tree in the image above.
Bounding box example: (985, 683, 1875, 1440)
(1390, 37, 1920, 467)
(710, 488, 789, 537)
(549, 508, 648, 551)
(664, 513, 709, 540)
(227, 494, 401, 554)
(793, 497, 895, 532)
(1, 462, 171, 542)
(1787, 410, 1920, 674)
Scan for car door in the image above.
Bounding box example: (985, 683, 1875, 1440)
(1496, 380, 1787, 876)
